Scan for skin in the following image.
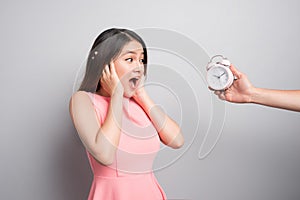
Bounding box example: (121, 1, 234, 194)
(214, 65, 300, 112)
(69, 40, 184, 166)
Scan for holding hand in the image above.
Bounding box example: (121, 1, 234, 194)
(213, 65, 300, 112)
(214, 65, 254, 103)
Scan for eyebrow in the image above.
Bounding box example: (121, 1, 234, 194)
(120, 50, 144, 57)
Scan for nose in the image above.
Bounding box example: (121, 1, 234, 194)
(133, 67, 143, 75)
(132, 63, 144, 74)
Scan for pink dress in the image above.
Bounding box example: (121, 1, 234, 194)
(86, 92, 167, 200)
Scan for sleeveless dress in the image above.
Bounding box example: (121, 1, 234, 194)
(86, 92, 167, 200)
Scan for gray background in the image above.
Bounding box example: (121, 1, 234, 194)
(1, 0, 300, 199)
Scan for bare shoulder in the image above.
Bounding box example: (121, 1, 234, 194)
(71, 90, 90, 99)
(69, 91, 93, 113)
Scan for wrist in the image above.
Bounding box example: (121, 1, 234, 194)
(134, 88, 147, 102)
(249, 87, 260, 104)
(111, 87, 124, 99)
(134, 90, 154, 110)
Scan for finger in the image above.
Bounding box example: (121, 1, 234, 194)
(230, 64, 242, 79)
(214, 90, 222, 95)
(109, 62, 117, 76)
(101, 66, 105, 76)
(101, 65, 108, 77)
(101, 65, 110, 81)
(100, 76, 105, 84)
(219, 92, 226, 100)
(208, 86, 215, 91)
(101, 71, 107, 81)
(104, 64, 110, 74)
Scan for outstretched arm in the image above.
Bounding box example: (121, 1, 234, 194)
(214, 65, 300, 112)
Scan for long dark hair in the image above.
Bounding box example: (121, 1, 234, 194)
(79, 28, 148, 93)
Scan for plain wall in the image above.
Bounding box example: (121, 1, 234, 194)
(1, 0, 300, 199)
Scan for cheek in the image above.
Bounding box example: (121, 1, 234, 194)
(114, 62, 129, 79)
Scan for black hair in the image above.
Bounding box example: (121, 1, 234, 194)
(79, 28, 148, 93)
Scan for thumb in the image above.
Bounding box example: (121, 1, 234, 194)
(230, 64, 242, 79)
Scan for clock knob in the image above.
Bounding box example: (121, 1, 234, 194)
(220, 58, 230, 66)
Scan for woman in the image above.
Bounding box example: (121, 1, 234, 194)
(69, 28, 184, 199)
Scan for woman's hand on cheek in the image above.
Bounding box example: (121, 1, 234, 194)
(100, 62, 124, 96)
(133, 75, 148, 103)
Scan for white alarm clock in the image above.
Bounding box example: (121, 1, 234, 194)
(206, 55, 234, 91)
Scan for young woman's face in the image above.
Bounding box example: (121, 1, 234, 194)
(114, 40, 145, 98)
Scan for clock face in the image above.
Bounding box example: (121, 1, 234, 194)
(206, 65, 233, 90)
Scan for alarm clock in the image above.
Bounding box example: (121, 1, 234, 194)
(206, 55, 234, 91)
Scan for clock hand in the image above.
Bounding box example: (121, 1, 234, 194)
(213, 73, 225, 79)
(219, 72, 225, 77)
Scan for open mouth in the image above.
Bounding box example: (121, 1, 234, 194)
(129, 77, 139, 89)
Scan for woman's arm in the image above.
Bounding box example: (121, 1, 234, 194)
(133, 81, 184, 149)
(69, 63, 124, 165)
(214, 65, 300, 112)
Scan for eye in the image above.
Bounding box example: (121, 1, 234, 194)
(140, 58, 145, 63)
(125, 58, 133, 62)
